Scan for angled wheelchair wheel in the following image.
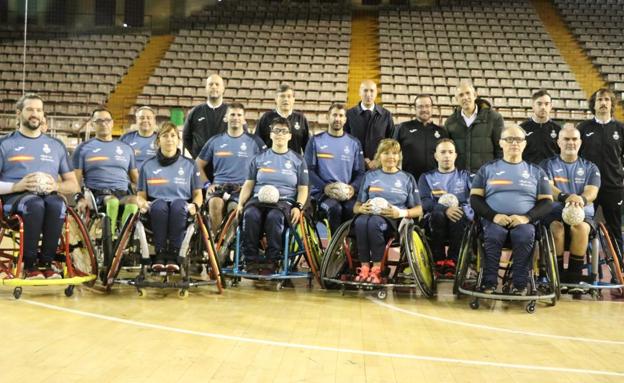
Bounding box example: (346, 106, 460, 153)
(197, 214, 224, 293)
(402, 222, 435, 297)
(296, 215, 323, 284)
(319, 219, 353, 290)
(215, 210, 238, 267)
(540, 225, 560, 304)
(102, 216, 114, 271)
(598, 223, 624, 293)
(65, 207, 98, 286)
(105, 212, 141, 289)
(453, 223, 474, 296)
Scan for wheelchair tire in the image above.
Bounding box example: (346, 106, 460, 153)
(453, 224, 474, 296)
(540, 225, 560, 302)
(319, 219, 353, 290)
(598, 223, 624, 288)
(102, 216, 114, 272)
(298, 216, 322, 285)
(198, 214, 224, 293)
(403, 223, 435, 297)
(66, 207, 98, 286)
(215, 210, 238, 267)
(105, 212, 140, 289)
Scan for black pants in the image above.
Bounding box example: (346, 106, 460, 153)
(426, 210, 468, 262)
(241, 199, 292, 262)
(594, 187, 623, 253)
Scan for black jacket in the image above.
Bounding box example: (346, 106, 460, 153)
(394, 119, 448, 181)
(182, 103, 228, 159)
(578, 118, 624, 190)
(255, 110, 309, 154)
(345, 103, 394, 161)
(520, 118, 561, 165)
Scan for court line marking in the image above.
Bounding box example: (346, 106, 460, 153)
(370, 298, 624, 345)
(19, 299, 624, 378)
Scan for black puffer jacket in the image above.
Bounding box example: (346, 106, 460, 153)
(444, 98, 504, 173)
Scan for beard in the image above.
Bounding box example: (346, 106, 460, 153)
(21, 118, 40, 131)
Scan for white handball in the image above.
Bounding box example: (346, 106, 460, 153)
(326, 182, 352, 202)
(368, 197, 389, 214)
(32, 172, 54, 195)
(438, 193, 459, 208)
(258, 185, 280, 204)
(562, 204, 585, 226)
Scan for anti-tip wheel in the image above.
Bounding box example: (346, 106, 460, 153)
(275, 281, 284, 291)
(526, 302, 536, 314)
(178, 289, 189, 298)
(64, 285, 75, 297)
(137, 288, 147, 298)
(470, 299, 479, 310)
(376, 289, 387, 300)
(13, 287, 22, 300)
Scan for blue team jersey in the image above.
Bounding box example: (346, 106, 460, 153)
(357, 169, 421, 209)
(138, 156, 201, 201)
(472, 159, 552, 215)
(418, 169, 472, 213)
(197, 132, 266, 185)
(0, 131, 72, 183)
(304, 132, 365, 196)
(119, 131, 157, 170)
(248, 149, 309, 201)
(540, 156, 601, 218)
(73, 138, 136, 191)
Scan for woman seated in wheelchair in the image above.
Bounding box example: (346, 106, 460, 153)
(235, 117, 308, 274)
(352, 138, 422, 284)
(136, 122, 203, 272)
(470, 126, 553, 295)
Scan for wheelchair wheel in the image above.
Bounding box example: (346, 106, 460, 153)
(297, 216, 323, 284)
(453, 224, 474, 296)
(540, 225, 560, 304)
(102, 216, 114, 271)
(66, 207, 98, 286)
(197, 214, 224, 293)
(598, 223, 624, 292)
(319, 219, 353, 289)
(215, 210, 238, 267)
(105, 212, 140, 289)
(402, 222, 435, 297)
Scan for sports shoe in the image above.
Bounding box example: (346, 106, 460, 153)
(25, 269, 45, 280)
(367, 266, 382, 284)
(165, 261, 180, 273)
(511, 286, 528, 296)
(152, 260, 165, 272)
(434, 260, 446, 277)
(480, 284, 496, 294)
(444, 259, 456, 278)
(43, 268, 62, 279)
(354, 264, 370, 282)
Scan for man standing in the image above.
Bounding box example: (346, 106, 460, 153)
(445, 81, 504, 173)
(345, 80, 394, 169)
(0, 94, 80, 279)
(183, 74, 228, 159)
(394, 94, 448, 180)
(120, 106, 157, 170)
(520, 90, 560, 164)
(304, 103, 365, 233)
(255, 83, 309, 154)
(578, 88, 624, 252)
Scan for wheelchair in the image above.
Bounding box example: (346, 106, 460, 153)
(319, 217, 436, 300)
(219, 203, 321, 290)
(103, 207, 223, 297)
(453, 221, 559, 313)
(0, 196, 98, 299)
(558, 222, 624, 299)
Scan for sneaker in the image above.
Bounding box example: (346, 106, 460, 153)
(354, 264, 370, 282)
(511, 286, 528, 296)
(43, 268, 62, 279)
(367, 266, 382, 284)
(25, 269, 45, 280)
(152, 260, 165, 272)
(444, 259, 456, 278)
(434, 260, 445, 277)
(165, 261, 180, 273)
(480, 284, 496, 294)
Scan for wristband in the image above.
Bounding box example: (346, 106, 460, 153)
(397, 208, 408, 218)
(557, 193, 569, 203)
(293, 202, 303, 210)
(0, 181, 15, 194)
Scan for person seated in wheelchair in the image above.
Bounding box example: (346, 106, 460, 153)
(136, 122, 203, 272)
(470, 126, 553, 295)
(352, 138, 423, 284)
(304, 103, 365, 233)
(236, 117, 309, 274)
(418, 138, 472, 278)
(0, 93, 80, 279)
(72, 108, 139, 236)
(539, 125, 600, 284)
(196, 103, 266, 235)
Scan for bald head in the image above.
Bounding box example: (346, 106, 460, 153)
(206, 74, 225, 102)
(558, 124, 581, 161)
(359, 80, 377, 108)
(455, 81, 477, 115)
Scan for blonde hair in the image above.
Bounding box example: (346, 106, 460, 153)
(373, 138, 402, 168)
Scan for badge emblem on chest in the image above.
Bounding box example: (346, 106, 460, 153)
(614, 131, 620, 140)
(394, 179, 402, 188)
(116, 146, 123, 155)
(521, 170, 530, 179)
(42, 144, 51, 154)
(577, 168, 585, 176)
(178, 167, 184, 176)
(550, 130, 557, 139)
(344, 146, 350, 154)
(434, 131, 440, 138)
(284, 161, 292, 169)
(294, 122, 300, 130)
(240, 143, 247, 151)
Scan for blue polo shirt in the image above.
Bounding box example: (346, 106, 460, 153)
(72, 138, 136, 191)
(357, 169, 420, 209)
(119, 130, 157, 170)
(418, 168, 472, 213)
(248, 149, 309, 201)
(138, 156, 201, 201)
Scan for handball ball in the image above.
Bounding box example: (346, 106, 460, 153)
(327, 182, 352, 202)
(258, 185, 280, 204)
(438, 193, 459, 208)
(562, 204, 585, 226)
(369, 197, 389, 214)
(33, 172, 54, 195)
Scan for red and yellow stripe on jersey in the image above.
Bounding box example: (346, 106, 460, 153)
(146, 178, 169, 185)
(7, 155, 34, 162)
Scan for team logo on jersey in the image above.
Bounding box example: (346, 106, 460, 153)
(13, 146, 24, 151)
(150, 141, 156, 149)
(178, 167, 184, 176)
(284, 161, 292, 169)
(521, 170, 530, 179)
(320, 145, 328, 150)
(409, 129, 418, 133)
(550, 130, 557, 139)
(294, 122, 301, 130)
(43, 144, 51, 154)
(577, 168, 585, 176)
(394, 180, 402, 188)
(614, 131, 620, 140)
(220, 143, 228, 148)
(554, 168, 563, 173)
(116, 146, 123, 155)
(434, 131, 440, 139)
(263, 160, 272, 166)
(240, 142, 247, 151)
(586, 132, 595, 137)
(92, 148, 101, 153)
(130, 142, 137, 146)
(495, 171, 505, 176)
(344, 146, 350, 154)
(152, 169, 163, 174)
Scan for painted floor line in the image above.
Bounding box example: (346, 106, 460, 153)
(370, 298, 624, 345)
(19, 299, 624, 378)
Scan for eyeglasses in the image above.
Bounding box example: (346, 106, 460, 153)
(93, 118, 113, 125)
(271, 128, 291, 135)
(501, 137, 525, 144)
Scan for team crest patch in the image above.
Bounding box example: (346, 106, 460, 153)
(344, 146, 350, 154)
(394, 179, 402, 187)
(43, 144, 51, 154)
(577, 168, 585, 176)
(294, 122, 300, 130)
(550, 130, 557, 139)
(434, 131, 441, 138)
(522, 170, 530, 179)
(284, 161, 292, 169)
(240, 142, 247, 151)
(614, 131, 620, 140)
(178, 167, 184, 176)
(116, 146, 123, 155)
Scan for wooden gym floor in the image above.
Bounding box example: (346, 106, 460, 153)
(1, 280, 623, 383)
